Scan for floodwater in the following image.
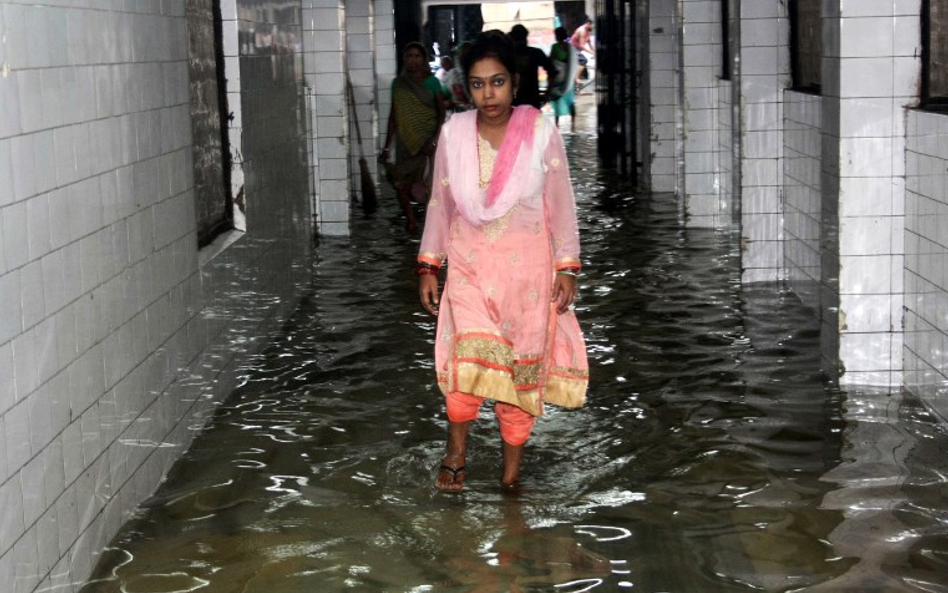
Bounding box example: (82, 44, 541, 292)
(79, 105, 948, 593)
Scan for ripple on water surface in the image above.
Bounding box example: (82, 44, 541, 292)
(79, 111, 948, 593)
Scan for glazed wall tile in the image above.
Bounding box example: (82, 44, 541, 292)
(0, 0, 318, 588)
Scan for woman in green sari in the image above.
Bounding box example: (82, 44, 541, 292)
(380, 42, 447, 233)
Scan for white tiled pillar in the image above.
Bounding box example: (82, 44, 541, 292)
(820, 1, 918, 387)
(302, 0, 350, 236)
(648, 0, 679, 193)
(375, 0, 396, 154)
(718, 75, 734, 213)
(783, 90, 822, 311)
(300, 4, 320, 225)
(218, 0, 245, 229)
(346, 0, 378, 208)
(738, 0, 789, 282)
(904, 110, 948, 422)
(680, 0, 725, 227)
(717, 0, 737, 225)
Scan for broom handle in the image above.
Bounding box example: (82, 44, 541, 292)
(346, 78, 366, 159)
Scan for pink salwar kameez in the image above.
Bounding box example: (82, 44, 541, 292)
(418, 106, 589, 420)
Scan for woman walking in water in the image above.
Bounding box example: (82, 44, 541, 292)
(415, 31, 589, 493)
(549, 26, 579, 130)
(380, 42, 446, 233)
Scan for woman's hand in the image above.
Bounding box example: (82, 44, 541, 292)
(551, 273, 577, 315)
(419, 274, 440, 315)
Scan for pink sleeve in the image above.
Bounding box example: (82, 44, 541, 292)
(418, 129, 454, 267)
(543, 126, 582, 270)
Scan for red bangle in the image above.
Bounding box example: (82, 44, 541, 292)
(415, 264, 439, 276)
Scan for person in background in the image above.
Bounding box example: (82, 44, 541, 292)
(435, 55, 453, 85)
(442, 42, 474, 112)
(416, 30, 589, 493)
(508, 24, 555, 109)
(548, 26, 578, 130)
(380, 42, 446, 233)
(570, 18, 595, 90)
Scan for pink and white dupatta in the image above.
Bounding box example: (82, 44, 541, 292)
(446, 106, 541, 225)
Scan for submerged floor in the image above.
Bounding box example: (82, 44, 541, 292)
(78, 105, 948, 592)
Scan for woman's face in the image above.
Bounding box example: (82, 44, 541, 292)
(467, 57, 516, 122)
(403, 47, 426, 74)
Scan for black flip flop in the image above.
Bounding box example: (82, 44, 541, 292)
(437, 465, 466, 491)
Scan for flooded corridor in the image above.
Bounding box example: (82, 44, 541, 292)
(78, 108, 948, 593)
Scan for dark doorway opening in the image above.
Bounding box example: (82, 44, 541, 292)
(187, 0, 235, 248)
(594, 0, 640, 182)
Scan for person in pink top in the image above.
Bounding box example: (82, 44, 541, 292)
(416, 30, 589, 493)
(570, 18, 595, 88)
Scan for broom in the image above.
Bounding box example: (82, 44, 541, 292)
(346, 77, 379, 215)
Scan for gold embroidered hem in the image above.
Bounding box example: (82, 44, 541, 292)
(437, 363, 588, 416)
(444, 364, 544, 416)
(454, 331, 514, 368)
(435, 332, 586, 417)
(545, 368, 589, 408)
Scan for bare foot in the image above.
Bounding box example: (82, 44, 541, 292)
(501, 440, 525, 491)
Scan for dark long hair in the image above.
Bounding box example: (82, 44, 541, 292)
(459, 30, 517, 89)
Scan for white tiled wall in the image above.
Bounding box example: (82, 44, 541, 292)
(302, 0, 351, 236)
(905, 110, 948, 423)
(219, 0, 245, 226)
(668, 0, 790, 254)
(347, 0, 379, 209)
(783, 90, 822, 310)
(819, 2, 917, 387)
(649, 0, 679, 193)
(718, 78, 734, 216)
(715, 1, 736, 228)
(680, 0, 725, 228)
(819, 1, 844, 379)
(738, 0, 789, 283)
(375, 0, 396, 154)
(0, 1, 313, 591)
(664, 0, 928, 391)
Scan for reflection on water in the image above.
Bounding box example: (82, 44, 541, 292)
(79, 106, 948, 592)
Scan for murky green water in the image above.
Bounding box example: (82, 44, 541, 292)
(79, 108, 948, 593)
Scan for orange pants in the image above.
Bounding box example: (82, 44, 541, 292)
(445, 391, 536, 446)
